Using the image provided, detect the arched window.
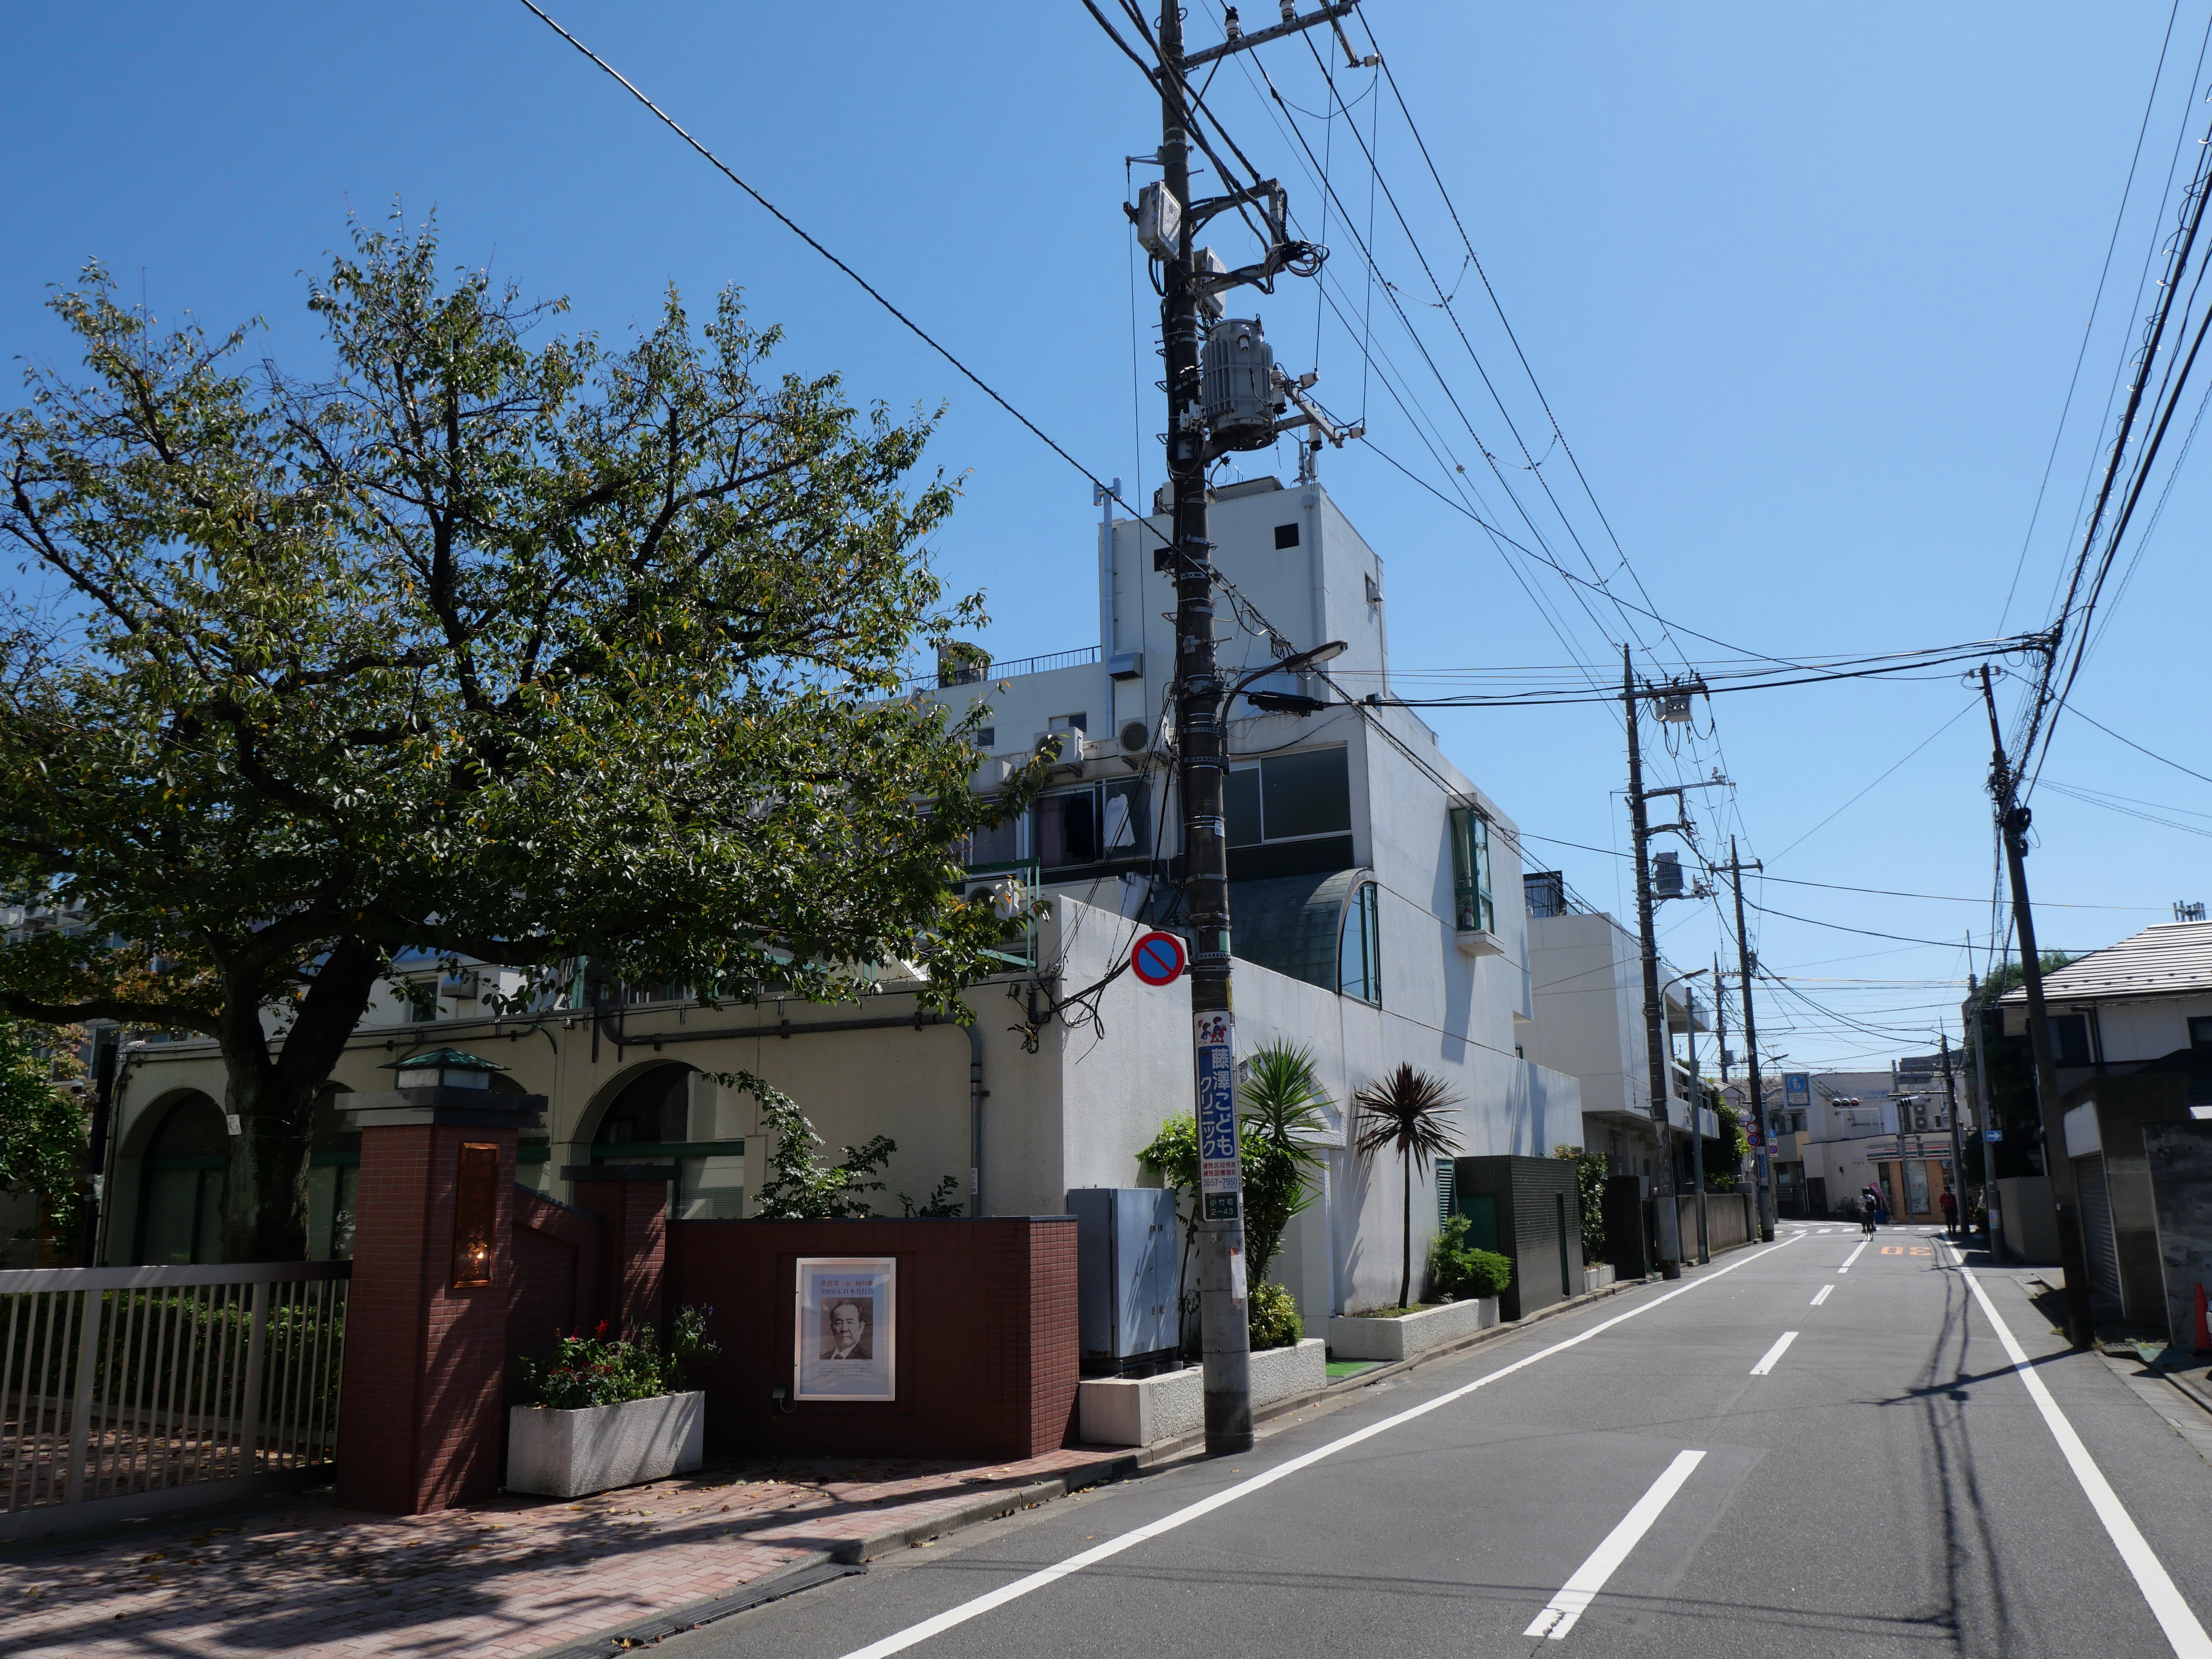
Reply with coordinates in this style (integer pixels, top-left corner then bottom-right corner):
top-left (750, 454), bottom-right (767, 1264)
top-left (590, 1063), bottom-right (746, 1219)
top-left (138, 1094), bottom-right (226, 1265)
top-left (1339, 880), bottom-right (1381, 1006)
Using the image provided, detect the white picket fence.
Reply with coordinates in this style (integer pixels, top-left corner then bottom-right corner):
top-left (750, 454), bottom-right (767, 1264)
top-left (0, 1260), bottom-right (349, 1537)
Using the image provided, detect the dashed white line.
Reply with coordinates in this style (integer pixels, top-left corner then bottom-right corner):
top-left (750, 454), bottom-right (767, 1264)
top-left (1838, 1240), bottom-right (1869, 1273)
top-left (828, 1235), bottom-right (1802, 1659)
top-left (1523, 1450), bottom-right (1707, 1640)
top-left (1749, 1331), bottom-right (1800, 1375)
top-left (1942, 1240), bottom-right (2212, 1656)
top-left (1810, 1284), bottom-right (1834, 1306)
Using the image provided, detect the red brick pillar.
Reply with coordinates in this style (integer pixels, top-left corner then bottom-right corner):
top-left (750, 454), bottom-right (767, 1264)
top-left (336, 1088), bottom-right (546, 1514)
top-left (564, 1165), bottom-right (669, 1339)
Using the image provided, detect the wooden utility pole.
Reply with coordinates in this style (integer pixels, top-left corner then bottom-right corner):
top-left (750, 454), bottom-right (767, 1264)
top-left (1621, 647), bottom-right (1678, 1276)
top-left (1978, 664), bottom-right (2094, 1347)
top-left (1719, 838), bottom-right (1775, 1240)
top-left (1941, 1029), bottom-right (1965, 1241)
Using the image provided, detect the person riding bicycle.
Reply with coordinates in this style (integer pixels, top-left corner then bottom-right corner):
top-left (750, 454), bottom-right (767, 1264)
top-left (1860, 1202), bottom-right (1878, 1237)
top-left (1861, 1182), bottom-right (1886, 1228)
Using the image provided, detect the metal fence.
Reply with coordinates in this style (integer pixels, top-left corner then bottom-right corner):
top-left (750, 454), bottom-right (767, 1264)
top-left (0, 1260), bottom-right (349, 1519)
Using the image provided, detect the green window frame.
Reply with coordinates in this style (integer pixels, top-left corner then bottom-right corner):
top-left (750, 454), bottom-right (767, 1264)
top-left (1449, 806), bottom-right (1494, 934)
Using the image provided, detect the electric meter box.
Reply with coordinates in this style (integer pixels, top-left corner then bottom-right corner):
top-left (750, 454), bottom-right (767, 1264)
top-left (1136, 182), bottom-right (1182, 261)
top-left (1068, 1186), bottom-right (1179, 1375)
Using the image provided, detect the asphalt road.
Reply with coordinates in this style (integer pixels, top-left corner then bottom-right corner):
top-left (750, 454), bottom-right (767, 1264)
top-left (665, 1225), bottom-right (2212, 1658)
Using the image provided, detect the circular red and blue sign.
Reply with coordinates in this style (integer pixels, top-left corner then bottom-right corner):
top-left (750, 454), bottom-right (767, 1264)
top-left (1131, 930), bottom-right (1187, 987)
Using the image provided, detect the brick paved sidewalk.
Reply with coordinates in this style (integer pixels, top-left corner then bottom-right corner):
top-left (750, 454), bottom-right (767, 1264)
top-left (0, 1445), bottom-right (1125, 1659)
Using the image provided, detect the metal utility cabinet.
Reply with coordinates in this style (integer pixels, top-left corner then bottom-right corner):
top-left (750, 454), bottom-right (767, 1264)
top-left (1067, 1187), bottom-right (1179, 1375)
top-left (1451, 1156), bottom-right (1586, 1322)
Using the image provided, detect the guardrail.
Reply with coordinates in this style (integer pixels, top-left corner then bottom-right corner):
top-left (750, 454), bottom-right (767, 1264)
top-left (0, 1260), bottom-right (349, 1527)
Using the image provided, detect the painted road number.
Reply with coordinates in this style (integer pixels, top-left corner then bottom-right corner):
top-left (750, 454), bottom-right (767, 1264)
top-left (1882, 1246), bottom-right (1905, 1255)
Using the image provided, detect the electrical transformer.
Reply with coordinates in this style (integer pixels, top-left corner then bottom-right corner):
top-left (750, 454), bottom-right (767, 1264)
top-left (1201, 317), bottom-right (1284, 452)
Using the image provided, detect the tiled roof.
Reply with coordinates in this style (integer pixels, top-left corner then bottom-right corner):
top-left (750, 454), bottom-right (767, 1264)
top-left (1997, 920), bottom-right (2212, 1003)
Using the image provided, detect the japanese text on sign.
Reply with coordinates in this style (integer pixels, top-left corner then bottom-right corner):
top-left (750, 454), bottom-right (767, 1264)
top-left (1194, 1010), bottom-right (1241, 1221)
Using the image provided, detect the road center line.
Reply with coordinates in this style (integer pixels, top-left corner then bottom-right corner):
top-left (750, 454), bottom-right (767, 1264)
top-left (830, 1235), bottom-right (1802, 1659)
top-left (1838, 1240), bottom-right (1869, 1273)
top-left (1810, 1284), bottom-right (1834, 1306)
top-left (1522, 1450), bottom-right (1706, 1640)
top-left (1749, 1331), bottom-right (1799, 1375)
top-left (1945, 1242), bottom-right (2212, 1657)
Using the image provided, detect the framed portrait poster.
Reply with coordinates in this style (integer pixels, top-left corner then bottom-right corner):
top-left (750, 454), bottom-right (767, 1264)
top-left (794, 1257), bottom-right (896, 1402)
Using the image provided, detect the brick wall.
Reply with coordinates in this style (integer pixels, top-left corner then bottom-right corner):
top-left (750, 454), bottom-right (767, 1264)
top-left (336, 1124), bottom-right (517, 1514)
top-left (667, 1217), bottom-right (1080, 1460)
top-left (509, 1186), bottom-right (602, 1370)
top-left (570, 1174), bottom-right (667, 1338)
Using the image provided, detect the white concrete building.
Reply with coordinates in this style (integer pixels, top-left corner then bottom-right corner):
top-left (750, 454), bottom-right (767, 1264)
top-left (92, 476), bottom-right (1583, 1323)
top-left (1521, 882), bottom-right (1712, 1182)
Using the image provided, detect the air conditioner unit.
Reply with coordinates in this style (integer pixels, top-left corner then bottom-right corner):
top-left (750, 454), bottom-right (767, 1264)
top-left (1119, 719), bottom-right (1152, 755)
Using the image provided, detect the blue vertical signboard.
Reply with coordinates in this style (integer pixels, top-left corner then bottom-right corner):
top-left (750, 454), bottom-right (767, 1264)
top-left (1194, 1011), bottom-right (1241, 1221)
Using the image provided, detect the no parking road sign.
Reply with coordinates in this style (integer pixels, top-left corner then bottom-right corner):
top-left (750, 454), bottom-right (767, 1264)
top-left (1131, 930), bottom-right (1187, 987)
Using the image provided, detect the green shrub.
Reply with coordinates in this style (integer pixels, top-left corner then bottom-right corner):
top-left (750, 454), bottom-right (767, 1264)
top-left (1428, 1214), bottom-right (1513, 1301)
top-left (1247, 1281), bottom-right (1304, 1350)
top-left (1554, 1145), bottom-right (1608, 1261)
top-left (519, 1304), bottom-right (721, 1410)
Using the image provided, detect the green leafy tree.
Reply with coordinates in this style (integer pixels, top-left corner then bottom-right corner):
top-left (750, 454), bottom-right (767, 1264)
top-left (746, 1074), bottom-right (896, 1220)
top-left (0, 218), bottom-right (1036, 1260)
top-left (1353, 1064), bottom-right (1461, 1311)
top-left (1137, 1112), bottom-right (1203, 1351)
top-left (0, 1021), bottom-right (87, 1246)
top-left (1237, 1041), bottom-right (1330, 1286)
top-left (1702, 1088), bottom-right (1749, 1189)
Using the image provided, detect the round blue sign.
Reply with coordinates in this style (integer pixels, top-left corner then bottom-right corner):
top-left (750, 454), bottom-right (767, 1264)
top-left (1131, 930), bottom-right (1187, 987)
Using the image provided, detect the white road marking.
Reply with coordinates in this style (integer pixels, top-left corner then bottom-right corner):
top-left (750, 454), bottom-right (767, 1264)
top-left (1838, 1240), bottom-right (1869, 1273)
top-left (1523, 1450), bottom-right (1707, 1639)
top-left (1810, 1284), bottom-right (1834, 1306)
top-left (829, 1237), bottom-right (1801, 1659)
top-left (1943, 1240), bottom-right (2212, 1657)
top-left (1749, 1331), bottom-right (1800, 1375)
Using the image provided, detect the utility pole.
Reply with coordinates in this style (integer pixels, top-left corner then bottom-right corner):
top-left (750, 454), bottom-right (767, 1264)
top-left (1619, 648), bottom-right (1721, 1276)
top-left (1139, 0), bottom-right (1348, 1457)
top-left (1978, 664), bottom-right (2094, 1347)
top-left (1940, 1028), bottom-right (1965, 1243)
top-left (1968, 961), bottom-right (2005, 1260)
top-left (1621, 646), bottom-right (1676, 1277)
top-left (1718, 838), bottom-right (1774, 1240)
top-left (1683, 977), bottom-right (1708, 1265)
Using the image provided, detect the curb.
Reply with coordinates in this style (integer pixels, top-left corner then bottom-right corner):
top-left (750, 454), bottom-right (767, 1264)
top-left (827, 1452), bottom-right (1143, 1561)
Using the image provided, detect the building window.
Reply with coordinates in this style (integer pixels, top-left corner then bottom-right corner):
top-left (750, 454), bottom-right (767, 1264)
top-left (960, 810), bottom-right (1030, 868)
top-left (974, 726), bottom-right (995, 748)
top-left (403, 980), bottom-right (439, 1022)
top-left (1339, 879), bottom-right (1381, 1004)
top-left (2190, 1015), bottom-right (2212, 1049)
top-left (1226, 747), bottom-right (1352, 848)
top-left (2047, 1014), bottom-right (2091, 1066)
top-left (1274, 522), bottom-right (1300, 549)
top-left (1036, 778), bottom-right (1149, 869)
top-left (591, 1062), bottom-right (746, 1220)
top-left (1790, 1110), bottom-right (1807, 1133)
top-left (137, 1094), bottom-right (228, 1265)
top-left (1449, 806), bottom-right (1494, 934)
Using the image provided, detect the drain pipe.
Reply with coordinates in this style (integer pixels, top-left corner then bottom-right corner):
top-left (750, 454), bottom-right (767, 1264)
top-left (590, 1005), bottom-right (991, 1219)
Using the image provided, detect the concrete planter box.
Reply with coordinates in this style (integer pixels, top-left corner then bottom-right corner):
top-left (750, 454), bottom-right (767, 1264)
top-left (1325, 1297), bottom-right (1499, 1363)
top-left (1078, 1338), bottom-right (1325, 1447)
top-left (506, 1391), bottom-right (704, 1499)
top-left (1582, 1263), bottom-right (1616, 1294)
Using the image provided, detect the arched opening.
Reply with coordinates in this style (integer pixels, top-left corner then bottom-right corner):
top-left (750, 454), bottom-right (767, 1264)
top-left (136, 1092), bottom-right (226, 1265)
top-left (1338, 878), bottom-right (1381, 1006)
top-left (589, 1062), bottom-right (745, 1219)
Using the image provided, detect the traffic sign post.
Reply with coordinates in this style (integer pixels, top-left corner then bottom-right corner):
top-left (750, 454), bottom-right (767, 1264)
top-left (1131, 930), bottom-right (1187, 987)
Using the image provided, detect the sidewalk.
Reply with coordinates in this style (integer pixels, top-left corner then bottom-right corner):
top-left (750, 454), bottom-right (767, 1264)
top-left (0, 1445), bottom-right (1126, 1659)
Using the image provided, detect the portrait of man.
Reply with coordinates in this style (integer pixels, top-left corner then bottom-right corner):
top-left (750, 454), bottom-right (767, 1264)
top-left (795, 1257), bottom-right (896, 1400)
top-left (821, 1298), bottom-right (873, 1360)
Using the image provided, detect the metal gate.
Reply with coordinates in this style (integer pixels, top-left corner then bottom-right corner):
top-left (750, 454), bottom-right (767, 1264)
top-left (2073, 1155), bottom-right (2123, 1316)
top-left (0, 1260), bottom-right (348, 1538)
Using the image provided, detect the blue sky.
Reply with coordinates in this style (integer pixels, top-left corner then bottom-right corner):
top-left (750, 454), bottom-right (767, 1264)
top-left (5, 2), bottom-right (2206, 1071)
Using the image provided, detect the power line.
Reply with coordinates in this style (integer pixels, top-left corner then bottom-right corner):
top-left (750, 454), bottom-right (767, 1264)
top-left (2068, 704), bottom-right (2212, 785)
top-left (1999, 0), bottom-right (2186, 631)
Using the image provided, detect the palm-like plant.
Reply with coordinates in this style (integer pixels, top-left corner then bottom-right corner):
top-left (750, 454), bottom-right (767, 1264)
top-left (1353, 1064), bottom-right (1463, 1310)
top-left (1238, 1041), bottom-right (1332, 1285)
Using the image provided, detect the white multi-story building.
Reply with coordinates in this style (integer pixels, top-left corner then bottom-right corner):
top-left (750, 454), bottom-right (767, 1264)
top-left (1521, 879), bottom-right (1713, 1183)
top-left (93, 475), bottom-right (1584, 1323)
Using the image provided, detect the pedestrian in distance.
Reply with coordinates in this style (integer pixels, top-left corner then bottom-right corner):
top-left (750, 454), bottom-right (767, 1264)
top-left (1862, 1182), bottom-right (1887, 1227)
top-left (1940, 1187), bottom-right (1958, 1240)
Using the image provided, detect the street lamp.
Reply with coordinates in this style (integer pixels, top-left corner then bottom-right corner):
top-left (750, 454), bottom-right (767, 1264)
top-left (1661, 966), bottom-right (1710, 1270)
top-left (1235, 640), bottom-right (1347, 714)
